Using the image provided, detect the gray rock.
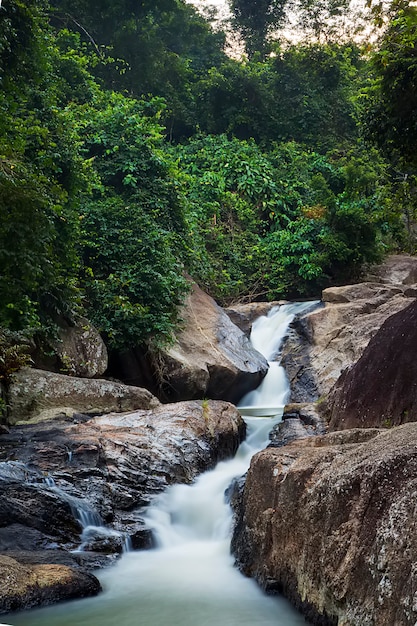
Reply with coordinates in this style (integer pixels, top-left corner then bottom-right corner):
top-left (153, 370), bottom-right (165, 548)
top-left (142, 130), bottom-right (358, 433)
top-left (155, 282), bottom-right (269, 403)
top-left (7, 368), bottom-right (160, 424)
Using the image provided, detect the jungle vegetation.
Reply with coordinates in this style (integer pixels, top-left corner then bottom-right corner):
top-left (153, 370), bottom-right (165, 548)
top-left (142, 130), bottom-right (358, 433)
top-left (0, 0), bottom-right (416, 350)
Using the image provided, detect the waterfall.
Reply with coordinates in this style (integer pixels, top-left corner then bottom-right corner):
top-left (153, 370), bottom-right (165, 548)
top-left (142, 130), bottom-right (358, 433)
top-left (238, 301), bottom-right (318, 416)
top-left (10, 303), bottom-right (313, 626)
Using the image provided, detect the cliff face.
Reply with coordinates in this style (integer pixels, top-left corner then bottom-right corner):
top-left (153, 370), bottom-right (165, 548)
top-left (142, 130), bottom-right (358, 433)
top-left (325, 299), bottom-right (417, 430)
top-left (232, 425), bottom-right (417, 626)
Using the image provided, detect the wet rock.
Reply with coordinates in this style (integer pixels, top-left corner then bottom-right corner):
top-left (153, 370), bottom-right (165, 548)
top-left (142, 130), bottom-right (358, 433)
top-left (0, 400), bottom-right (245, 553)
top-left (7, 368), bottom-right (160, 425)
top-left (268, 418), bottom-right (311, 447)
top-left (0, 554), bottom-right (100, 614)
top-left (325, 299), bottom-right (417, 430)
top-left (155, 282), bottom-right (269, 403)
top-left (268, 404), bottom-right (326, 448)
top-left (281, 313), bottom-right (321, 403)
top-left (0, 549), bottom-right (113, 570)
top-left (232, 423), bottom-right (417, 625)
top-left (79, 527), bottom-right (125, 554)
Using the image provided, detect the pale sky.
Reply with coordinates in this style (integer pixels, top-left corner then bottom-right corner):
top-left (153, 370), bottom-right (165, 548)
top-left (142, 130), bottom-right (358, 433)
top-left (187, 0), bottom-right (373, 51)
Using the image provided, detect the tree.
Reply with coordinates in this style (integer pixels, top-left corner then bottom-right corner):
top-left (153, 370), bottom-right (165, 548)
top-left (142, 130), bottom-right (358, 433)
top-left (363, 1), bottom-right (417, 168)
top-left (361, 0), bottom-right (417, 250)
top-left (50, 0), bottom-right (227, 139)
top-left (228, 0), bottom-right (288, 59)
top-left (0, 0), bottom-right (84, 330)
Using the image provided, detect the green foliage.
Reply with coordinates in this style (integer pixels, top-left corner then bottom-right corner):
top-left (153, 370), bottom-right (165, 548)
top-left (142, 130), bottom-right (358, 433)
top-left (363, 1), bottom-right (417, 168)
top-left (195, 44), bottom-right (362, 151)
top-left (50, 0), bottom-right (227, 139)
top-left (360, 1), bottom-right (417, 250)
top-left (70, 90), bottom-right (186, 232)
top-left (229, 0), bottom-right (288, 59)
top-left (0, 0), bottom-right (412, 358)
top-left (79, 197), bottom-right (188, 350)
top-left (173, 136), bottom-right (389, 302)
top-left (0, 0), bottom-right (85, 331)
top-left (0, 331), bottom-right (32, 386)
top-left (71, 90), bottom-right (190, 348)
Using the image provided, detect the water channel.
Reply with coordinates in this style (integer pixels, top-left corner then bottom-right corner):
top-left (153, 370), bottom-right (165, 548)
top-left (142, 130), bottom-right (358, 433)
top-left (9, 302), bottom-right (313, 626)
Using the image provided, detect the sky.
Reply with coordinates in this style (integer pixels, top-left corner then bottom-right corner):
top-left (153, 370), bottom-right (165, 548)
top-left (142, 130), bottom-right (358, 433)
top-left (186, 0), bottom-right (374, 51)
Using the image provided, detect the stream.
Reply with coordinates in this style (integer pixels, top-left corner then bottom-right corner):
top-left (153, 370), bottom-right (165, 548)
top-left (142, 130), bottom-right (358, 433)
top-left (9, 302), bottom-right (313, 626)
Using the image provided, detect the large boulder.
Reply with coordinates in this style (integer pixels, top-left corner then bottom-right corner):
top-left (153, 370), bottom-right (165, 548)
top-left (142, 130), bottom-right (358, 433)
top-left (154, 282), bottom-right (269, 403)
top-left (281, 257), bottom-right (417, 402)
top-left (33, 316), bottom-right (108, 378)
top-left (232, 424), bottom-right (417, 626)
top-left (324, 299), bottom-right (417, 430)
top-left (7, 368), bottom-right (160, 424)
top-left (0, 554), bottom-right (100, 614)
top-left (365, 253), bottom-right (417, 285)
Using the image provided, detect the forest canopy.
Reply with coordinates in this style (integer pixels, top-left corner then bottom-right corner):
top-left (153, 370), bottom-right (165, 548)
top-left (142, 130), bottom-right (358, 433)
top-left (0, 0), bottom-right (416, 351)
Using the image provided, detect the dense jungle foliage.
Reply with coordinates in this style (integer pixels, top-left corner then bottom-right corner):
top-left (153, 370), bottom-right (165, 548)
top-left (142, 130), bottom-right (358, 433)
top-left (0, 0), bottom-right (416, 351)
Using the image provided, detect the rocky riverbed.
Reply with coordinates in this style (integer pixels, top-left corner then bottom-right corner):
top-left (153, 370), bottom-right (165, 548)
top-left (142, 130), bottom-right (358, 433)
top-left (0, 399), bottom-right (245, 614)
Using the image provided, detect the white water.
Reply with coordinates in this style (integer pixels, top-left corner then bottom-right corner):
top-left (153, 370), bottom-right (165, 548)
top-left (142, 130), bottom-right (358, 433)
top-left (239, 301), bottom-right (318, 415)
top-left (10, 303), bottom-right (313, 626)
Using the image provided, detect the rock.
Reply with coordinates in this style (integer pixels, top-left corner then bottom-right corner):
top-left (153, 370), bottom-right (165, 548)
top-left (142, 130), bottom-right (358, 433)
top-left (225, 301), bottom-right (286, 335)
top-left (0, 554), bottom-right (100, 614)
top-left (0, 481), bottom-right (81, 546)
top-left (280, 313), bottom-right (322, 403)
top-left (281, 269), bottom-right (416, 401)
top-left (7, 368), bottom-right (160, 424)
top-left (364, 253), bottom-right (417, 285)
top-left (324, 299), bottom-right (417, 430)
top-left (155, 282), bottom-right (269, 403)
top-left (269, 418), bottom-right (312, 447)
top-left (269, 403), bottom-right (326, 448)
top-left (33, 316), bottom-right (108, 378)
top-left (322, 282), bottom-right (403, 304)
top-left (0, 400), bottom-right (245, 553)
top-left (232, 423), bottom-right (417, 626)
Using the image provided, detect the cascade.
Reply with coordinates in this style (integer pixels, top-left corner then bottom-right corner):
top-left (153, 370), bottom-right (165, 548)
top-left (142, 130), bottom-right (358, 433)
top-left (238, 300), bottom-right (317, 416)
top-left (10, 302), bottom-right (313, 626)
top-left (0, 460), bottom-right (131, 554)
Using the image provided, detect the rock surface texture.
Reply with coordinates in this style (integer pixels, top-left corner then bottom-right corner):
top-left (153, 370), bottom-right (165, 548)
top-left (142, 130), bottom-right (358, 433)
top-left (325, 299), bottom-right (417, 430)
top-left (0, 399), bottom-right (244, 613)
top-left (33, 316), bottom-right (108, 378)
top-left (0, 400), bottom-right (244, 551)
top-left (8, 368), bottom-right (160, 424)
top-left (232, 424), bottom-right (417, 626)
top-left (155, 282), bottom-right (269, 402)
top-left (0, 554), bottom-right (101, 614)
top-left (225, 301), bottom-right (286, 335)
top-left (281, 255), bottom-right (417, 402)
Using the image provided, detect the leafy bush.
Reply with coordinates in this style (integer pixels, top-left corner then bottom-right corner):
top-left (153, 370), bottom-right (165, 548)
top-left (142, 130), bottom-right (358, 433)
top-left (79, 197), bottom-right (188, 349)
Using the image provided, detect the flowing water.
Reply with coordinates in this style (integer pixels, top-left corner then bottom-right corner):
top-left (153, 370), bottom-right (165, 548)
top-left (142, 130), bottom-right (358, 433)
top-left (10, 302), bottom-right (314, 626)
